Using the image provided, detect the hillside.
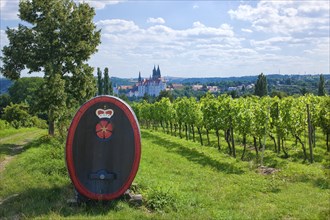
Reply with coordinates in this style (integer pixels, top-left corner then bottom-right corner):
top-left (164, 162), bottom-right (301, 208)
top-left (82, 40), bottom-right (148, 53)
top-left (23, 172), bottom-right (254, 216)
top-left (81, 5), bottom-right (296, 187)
top-left (114, 74), bottom-right (330, 97)
top-left (1, 74), bottom-right (329, 96)
top-left (0, 128), bottom-right (329, 219)
top-left (0, 78), bottom-right (12, 94)
top-left (166, 74), bottom-right (330, 84)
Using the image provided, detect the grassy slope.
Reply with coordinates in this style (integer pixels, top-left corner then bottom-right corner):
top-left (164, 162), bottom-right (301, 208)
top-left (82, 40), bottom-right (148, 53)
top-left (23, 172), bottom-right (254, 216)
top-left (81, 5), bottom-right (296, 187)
top-left (0, 127), bottom-right (46, 163)
top-left (0, 128), bottom-right (329, 219)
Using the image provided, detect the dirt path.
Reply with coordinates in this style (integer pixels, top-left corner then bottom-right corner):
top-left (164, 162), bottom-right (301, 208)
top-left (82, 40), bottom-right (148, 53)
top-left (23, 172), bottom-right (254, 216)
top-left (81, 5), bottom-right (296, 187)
top-left (0, 145), bottom-right (25, 173)
top-left (0, 156), bottom-right (14, 173)
top-left (0, 129), bottom-right (45, 173)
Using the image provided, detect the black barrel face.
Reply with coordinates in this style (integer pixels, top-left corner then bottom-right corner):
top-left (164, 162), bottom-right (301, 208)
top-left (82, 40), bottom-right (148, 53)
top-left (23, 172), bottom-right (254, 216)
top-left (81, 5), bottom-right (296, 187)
top-left (66, 96), bottom-right (141, 200)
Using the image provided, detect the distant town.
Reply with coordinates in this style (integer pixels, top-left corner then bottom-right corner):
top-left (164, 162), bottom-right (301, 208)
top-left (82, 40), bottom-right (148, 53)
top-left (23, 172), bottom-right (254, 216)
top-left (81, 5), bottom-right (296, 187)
top-left (112, 65), bottom-right (257, 98)
top-left (107, 68), bottom-right (330, 100)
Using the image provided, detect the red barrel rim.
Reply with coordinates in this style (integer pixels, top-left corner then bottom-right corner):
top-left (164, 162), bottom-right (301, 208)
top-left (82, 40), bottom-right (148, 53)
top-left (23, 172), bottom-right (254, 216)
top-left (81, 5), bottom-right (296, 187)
top-left (65, 95), bottom-right (141, 200)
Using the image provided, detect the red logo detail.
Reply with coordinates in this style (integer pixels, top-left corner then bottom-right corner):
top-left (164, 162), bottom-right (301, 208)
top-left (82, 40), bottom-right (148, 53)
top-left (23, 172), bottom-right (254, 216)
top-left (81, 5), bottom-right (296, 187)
top-left (95, 120), bottom-right (113, 139)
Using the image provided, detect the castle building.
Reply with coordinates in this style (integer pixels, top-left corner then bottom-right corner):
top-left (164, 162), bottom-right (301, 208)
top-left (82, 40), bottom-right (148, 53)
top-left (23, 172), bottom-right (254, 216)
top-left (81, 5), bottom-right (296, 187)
top-left (137, 65), bottom-right (166, 97)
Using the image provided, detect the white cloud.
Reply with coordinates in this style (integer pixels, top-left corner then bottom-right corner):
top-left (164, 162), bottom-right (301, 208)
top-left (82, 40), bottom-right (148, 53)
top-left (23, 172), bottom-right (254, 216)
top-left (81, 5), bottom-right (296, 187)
top-left (298, 1), bottom-right (330, 14)
top-left (97, 19), bottom-right (235, 43)
top-left (147, 17), bottom-right (166, 24)
top-left (0, 30), bottom-right (8, 44)
top-left (228, 1), bottom-right (329, 35)
top-left (94, 19), bottom-right (247, 76)
top-left (193, 4), bottom-right (199, 9)
top-left (249, 35), bottom-right (329, 56)
top-left (226, 0), bottom-right (329, 76)
top-left (76, 0), bottom-right (123, 9)
top-left (0, 0), bottom-right (19, 20)
top-left (97, 19), bottom-right (139, 33)
top-left (0, 30), bottom-right (9, 57)
top-left (302, 37), bottom-right (330, 56)
top-left (95, 18), bottom-right (326, 77)
top-left (182, 22), bottom-right (234, 38)
top-left (1, 1), bottom-right (328, 77)
top-left (192, 21), bottom-right (204, 28)
top-left (0, 0), bottom-right (6, 9)
top-left (241, 28), bottom-right (253, 33)
top-left (250, 37), bottom-right (293, 47)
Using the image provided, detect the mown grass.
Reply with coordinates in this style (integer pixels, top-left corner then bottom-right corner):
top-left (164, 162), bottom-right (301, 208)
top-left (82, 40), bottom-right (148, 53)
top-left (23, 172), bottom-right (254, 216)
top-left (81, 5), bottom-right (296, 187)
top-left (0, 128), bottom-right (329, 219)
top-left (0, 127), bottom-right (46, 162)
top-left (0, 127), bottom-right (44, 140)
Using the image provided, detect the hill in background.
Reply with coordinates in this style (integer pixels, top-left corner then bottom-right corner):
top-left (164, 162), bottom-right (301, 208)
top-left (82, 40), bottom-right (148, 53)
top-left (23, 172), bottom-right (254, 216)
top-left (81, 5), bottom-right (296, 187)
top-left (1, 74), bottom-right (329, 96)
top-left (0, 78), bottom-right (12, 94)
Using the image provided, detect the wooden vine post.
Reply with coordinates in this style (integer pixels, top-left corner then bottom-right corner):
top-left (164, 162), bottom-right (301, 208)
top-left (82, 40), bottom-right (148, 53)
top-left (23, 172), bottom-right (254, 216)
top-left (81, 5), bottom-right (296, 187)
top-left (307, 104), bottom-right (314, 163)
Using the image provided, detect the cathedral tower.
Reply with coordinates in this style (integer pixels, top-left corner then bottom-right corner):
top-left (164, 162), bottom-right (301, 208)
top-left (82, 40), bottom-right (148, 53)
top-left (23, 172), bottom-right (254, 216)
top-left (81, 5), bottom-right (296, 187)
top-left (152, 65), bottom-right (157, 80)
top-left (138, 71), bottom-right (142, 83)
top-left (156, 65), bottom-right (161, 79)
top-left (152, 65), bottom-right (161, 80)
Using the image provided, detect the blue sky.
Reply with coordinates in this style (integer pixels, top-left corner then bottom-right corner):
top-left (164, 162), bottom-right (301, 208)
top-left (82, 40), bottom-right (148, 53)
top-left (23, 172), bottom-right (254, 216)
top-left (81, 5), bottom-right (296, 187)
top-left (1, 0), bottom-right (329, 78)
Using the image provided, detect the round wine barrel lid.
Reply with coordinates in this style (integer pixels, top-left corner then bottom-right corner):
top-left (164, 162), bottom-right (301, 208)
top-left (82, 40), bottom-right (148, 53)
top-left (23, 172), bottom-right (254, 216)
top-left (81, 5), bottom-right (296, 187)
top-left (66, 96), bottom-right (141, 200)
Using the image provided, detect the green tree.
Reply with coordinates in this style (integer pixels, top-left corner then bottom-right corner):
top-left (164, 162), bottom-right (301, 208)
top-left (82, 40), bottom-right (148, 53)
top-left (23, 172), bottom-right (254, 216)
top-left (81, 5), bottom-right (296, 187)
top-left (97, 67), bottom-right (103, 95)
top-left (157, 98), bottom-right (173, 133)
top-left (109, 77), bottom-right (113, 96)
top-left (300, 87), bottom-right (309, 95)
top-left (218, 95), bottom-right (238, 157)
top-left (288, 97), bottom-right (308, 161)
top-left (270, 91), bottom-right (288, 98)
top-left (236, 97), bottom-right (254, 160)
top-left (318, 97), bottom-right (330, 151)
top-left (269, 97), bottom-right (281, 153)
top-left (139, 100), bottom-right (152, 129)
top-left (173, 98), bottom-right (184, 138)
top-left (250, 97), bottom-right (272, 159)
top-left (318, 74), bottom-right (326, 96)
top-left (119, 94), bottom-right (129, 103)
top-left (2, 102), bottom-right (30, 128)
top-left (156, 90), bottom-right (173, 102)
top-left (104, 67), bottom-right (110, 95)
top-left (37, 74), bottom-right (67, 135)
top-left (2, 102), bottom-right (47, 129)
top-left (0, 0), bottom-right (100, 135)
top-left (194, 101), bottom-right (204, 145)
top-left (0, 94), bottom-right (11, 116)
top-left (102, 67), bottom-right (113, 95)
top-left (255, 73), bottom-right (268, 97)
top-left (200, 93), bottom-right (216, 146)
top-left (143, 93), bottom-right (153, 103)
top-left (174, 97), bottom-right (200, 141)
top-left (8, 77), bottom-right (44, 112)
top-left (228, 90), bottom-right (239, 98)
top-left (275, 97), bottom-right (291, 157)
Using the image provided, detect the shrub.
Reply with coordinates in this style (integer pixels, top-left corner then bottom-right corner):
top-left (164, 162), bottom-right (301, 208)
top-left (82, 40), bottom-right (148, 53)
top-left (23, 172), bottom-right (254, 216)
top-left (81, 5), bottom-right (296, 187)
top-left (0, 119), bottom-right (12, 129)
top-left (56, 107), bottom-right (76, 140)
top-left (2, 103), bottom-right (47, 129)
top-left (29, 116), bottom-right (48, 129)
top-left (2, 102), bottom-right (30, 125)
top-left (145, 188), bottom-right (178, 213)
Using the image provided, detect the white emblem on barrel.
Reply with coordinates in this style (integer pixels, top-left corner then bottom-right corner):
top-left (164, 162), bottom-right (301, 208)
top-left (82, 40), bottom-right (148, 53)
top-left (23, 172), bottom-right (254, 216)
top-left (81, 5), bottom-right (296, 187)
top-left (96, 109), bottom-right (114, 119)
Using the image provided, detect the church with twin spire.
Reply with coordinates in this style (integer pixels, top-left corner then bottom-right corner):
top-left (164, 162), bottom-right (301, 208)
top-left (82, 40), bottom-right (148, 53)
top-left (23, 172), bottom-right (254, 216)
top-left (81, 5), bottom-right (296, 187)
top-left (137, 65), bottom-right (166, 97)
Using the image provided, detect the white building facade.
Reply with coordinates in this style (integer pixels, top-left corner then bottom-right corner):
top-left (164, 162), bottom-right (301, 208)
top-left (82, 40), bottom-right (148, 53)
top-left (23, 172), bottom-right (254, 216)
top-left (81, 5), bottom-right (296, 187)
top-left (137, 66), bottom-right (166, 97)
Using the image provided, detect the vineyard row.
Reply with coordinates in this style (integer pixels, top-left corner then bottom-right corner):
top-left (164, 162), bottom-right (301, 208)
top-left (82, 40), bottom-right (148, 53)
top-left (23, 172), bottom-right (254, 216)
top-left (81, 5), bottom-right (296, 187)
top-left (132, 94), bottom-right (330, 163)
